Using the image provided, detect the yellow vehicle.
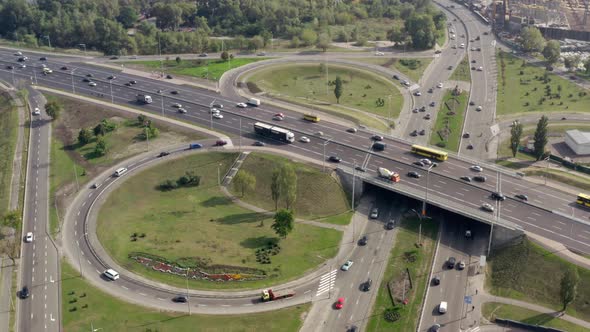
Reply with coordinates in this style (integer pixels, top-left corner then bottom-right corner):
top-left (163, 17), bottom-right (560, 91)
top-left (303, 114), bottom-right (320, 122)
top-left (576, 193), bottom-right (590, 207)
top-left (411, 145), bottom-right (448, 161)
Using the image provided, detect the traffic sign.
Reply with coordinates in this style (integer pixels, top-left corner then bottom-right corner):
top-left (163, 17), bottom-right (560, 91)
top-left (464, 296), bottom-right (472, 304)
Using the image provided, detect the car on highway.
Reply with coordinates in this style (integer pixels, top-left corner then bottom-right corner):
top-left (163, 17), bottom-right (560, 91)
top-left (355, 166), bottom-right (366, 172)
top-left (86, 73), bottom-right (93, 77)
top-left (491, 192), bottom-right (506, 201)
top-left (212, 103), bottom-right (223, 109)
top-left (107, 75), bottom-right (116, 80)
top-left (447, 257), bottom-right (456, 269)
top-left (14, 51), bottom-right (22, 56)
top-left (198, 53), bottom-right (208, 57)
top-left (170, 90), bottom-right (179, 95)
top-left (437, 82), bottom-right (443, 88)
top-left (91, 182), bottom-right (102, 189)
top-left (32, 107), bottom-right (41, 116)
top-left (215, 140), bottom-right (228, 146)
top-left (253, 141), bottom-right (265, 146)
top-left (316, 131), bottom-right (324, 136)
top-left (257, 52), bottom-right (267, 56)
top-left (412, 108), bottom-right (418, 113)
top-left (431, 324), bottom-right (441, 332)
top-left (371, 135), bottom-right (384, 141)
top-left (410, 130), bottom-right (418, 136)
top-left (463, 132), bottom-right (470, 138)
top-left (166, 74), bottom-right (173, 79)
top-left (178, 108), bottom-right (187, 114)
top-left (172, 295), bottom-right (188, 303)
top-left (61, 66), bottom-right (69, 70)
top-left (39, 56), bottom-right (47, 61)
top-left (470, 165), bottom-right (483, 172)
top-left (158, 151), bottom-right (170, 157)
top-left (124, 82), bottom-right (132, 86)
top-left (172, 103), bottom-right (182, 108)
top-left (88, 81), bottom-right (97, 87)
top-left (420, 158), bottom-right (432, 165)
top-left (481, 203), bottom-right (495, 212)
top-left (476, 105), bottom-right (483, 111)
top-left (236, 102), bottom-right (248, 108)
top-left (432, 276), bottom-right (440, 286)
top-left (414, 91), bottom-right (422, 96)
top-left (477, 47), bottom-right (481, 51)
top-left (375, 51), bottom-right (384, 56)
top-left (459, 43), bottom-right (465, 48)
top-left (25, 232), bottom-right (33, 243)
top-left (347, 326), bottom-right (358, 332)
top-left (515, 194), bottom-right (528, 201)
top-left (419, 129), bottom-right (426, 136)
top-left (477, 66), bottom-right (483, 71)
top-left (429, 101), bottom-right (435, 107)
top-left (460, 176), bottom-right (472, 182)
top-left (359, 235), bottom-right (368, 246)
top-left (335, 297), bottom-right (345, 309)
top-left (458, 261), bottom-right (466, 270)
top-left (210, 108), bottom-right (220, 114)
top-left (109, 56), bottom-right (119, 60)
top-left (469, 100), bottom-right (475, 106)
top-left (414, 161), bottom-right (425, 167)
top-left (103, 269), bottom-right (120, 281)
top-left (370, 208), bottom-right (379, 219)
top-left (328, 156), bottom-right (341, 163)
top-left (386, 220), bottom-right (395, 230)
top-left (362, 278), bottom-right (372, 291)
top-left (471, 59), bottom-right (477, 63)
top-left (19, 64), bottom-right (26, 68)
top-left (448, 65), bottom-right (453, 70)
top-left (213, 113), bottom-right (224, 119)
top-left (272, 115), bottom-right (283, 121)
top-left (129, 80), bottom-right (137, 84)
top-left (300, 136), bottom-right (310, 143)
top-left (19, 286), bottom-right (29, 299)
top-left (274, 113), bottom-right (285, 118)
top-left (474, 175), bottom-right (486, 182)
top-left (83, 77), bottom-right (91, 83)
top-left (6, 65), bottom-right (13, 69)
top-left (465, 230), bottom-right (472, 238)
top-left (428, 88), bottom-right (433, 93)
top-left (434, 49), bottom-right (442, 54)
top-left (407, 171), bottom-right (421, 178)
top-left (392, 74), bottom-right (399, 80)
top-left (341, 260), bottom-right (354, 271)
top-left (419, 106), bottom-right (426, 112)
top-left (347, 127), bottom-right (357, 133)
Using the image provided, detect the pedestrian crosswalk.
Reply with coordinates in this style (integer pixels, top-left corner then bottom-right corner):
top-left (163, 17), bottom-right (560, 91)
top-left (316, 269), bottom-right (337, 297)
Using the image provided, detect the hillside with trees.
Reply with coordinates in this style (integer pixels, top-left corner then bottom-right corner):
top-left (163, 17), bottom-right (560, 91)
top-left (0, 0), bottom-right (445, 55)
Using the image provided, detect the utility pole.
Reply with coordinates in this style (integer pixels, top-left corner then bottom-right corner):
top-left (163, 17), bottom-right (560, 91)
top-left (185, 268), bottom-right (191, 315)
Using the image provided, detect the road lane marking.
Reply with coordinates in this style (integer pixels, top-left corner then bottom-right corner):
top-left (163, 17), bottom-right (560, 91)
top-left (121, 286), bottom-right (129, 290)
top-left (139, 292), bottom-right (147, 296)
top-left (553, 225), bottom-right (563, 231)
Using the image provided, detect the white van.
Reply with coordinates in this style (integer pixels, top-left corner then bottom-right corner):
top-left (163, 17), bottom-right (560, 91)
top-left (103, 269), bottom-right (120, 281)
top-left (114, 167), bottom-right (128, 177)
top-left (438, 301), bottom-right (448, 314)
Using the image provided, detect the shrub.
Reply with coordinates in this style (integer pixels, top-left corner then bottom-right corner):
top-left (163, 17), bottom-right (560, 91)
top-left (159, 179), bottom-right (178, 191)
top-left (384, 307), bottom-right (401, 322)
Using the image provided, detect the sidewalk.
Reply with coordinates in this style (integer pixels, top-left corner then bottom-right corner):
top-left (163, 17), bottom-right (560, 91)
top-left (0, 257), bottom-right (13, 332)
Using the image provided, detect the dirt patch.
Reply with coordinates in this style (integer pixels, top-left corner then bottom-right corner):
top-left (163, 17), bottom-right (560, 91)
top-left (382, 58), bottom-right (397, 68)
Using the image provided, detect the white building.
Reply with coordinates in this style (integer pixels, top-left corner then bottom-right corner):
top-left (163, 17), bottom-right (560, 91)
top-left (565, 129), bottom-right (590, 155)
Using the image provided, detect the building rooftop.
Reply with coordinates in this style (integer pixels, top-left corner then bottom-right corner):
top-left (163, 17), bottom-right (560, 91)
top-left (567, 129), bottom-right (590, 145)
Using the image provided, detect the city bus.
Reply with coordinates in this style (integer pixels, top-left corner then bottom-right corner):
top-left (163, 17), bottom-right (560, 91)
top-left (303, 114), bottom-right (320, 122)
top-left (410, 145), bottom-right (448, 161)
top-left (576, 193), bottom-right (590, 207)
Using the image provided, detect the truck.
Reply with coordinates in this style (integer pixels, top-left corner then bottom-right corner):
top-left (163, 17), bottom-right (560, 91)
top-left (136, 94), bottom-right (153, 104)
top-left (247, 98), bottom-right (261, 106)
top-left (261, 289), bottom-right (295, 302)
top-left (254, 122), bottom-right (295, 143)
top-left (378, 167), bottom-right (400, 183)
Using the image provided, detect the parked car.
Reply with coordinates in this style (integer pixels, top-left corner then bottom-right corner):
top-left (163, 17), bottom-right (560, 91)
top-left (335, 297), bottom-right (345, 309)
top-left (432, 276), bottom-right (440, 286)
top-left (19, 286), bottom-right (29, 299)
top-left (447, 257), bottom-right (456, 269)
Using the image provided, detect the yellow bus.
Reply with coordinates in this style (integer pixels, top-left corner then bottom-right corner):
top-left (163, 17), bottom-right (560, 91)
top-left (576, 193), bottom-right (590, 207)
top-left (303, 114), bottom-right (320, 122)
top-left (411, 145), bottom-right (448, 161)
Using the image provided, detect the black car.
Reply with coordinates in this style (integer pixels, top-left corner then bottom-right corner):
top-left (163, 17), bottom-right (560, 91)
top-left (371, 135), bottom-right (384, 141)
top-left (491, 192), bottom-right (506, 201)
top-left (158, 151), bottom-right (170, 158)
top-left (6, 65), bottom-right (13, 70)
top-left (166, 74), bottom-right (173, 79)
top-left (86, 73), bottom-right (93, 77)
top-left (359, 235), bottom-right (368, 246)
top-left (469, 100), bottom-right (475, 106)
top-left (410, 130), bottom-right (418, 137)
top-left (419, 129), bottom-right (426, 136)
top-left (355, 166), bottom-right (366, 172)
top-left (372, 142), bottom-right (386, 151)
top-left (107, 75), bottom-right (116, 80)
top-left (328, 156), bottom-right (341, 163)
top-left (386, 221), bottom-right (395, 230)
top-left (348, 326), bottom-right (359, 332)
top-left (129, 80), bottom-right (137, 84)
top-left (39, 57), bottom-right (47, 61)
top-left (407, 171), bottom-right (421, 178)
top-left (124, 82), bottom-right (132, 86)
top-left (473, 175), bottom-right (486, 182)
top-left (61, 66), bottom-right (68, 70)
top-left (362, 278), bottom-right (372, 291)
top-left (515, 194), bottom-right (528, 201)
top-left (19, 286), bottom-right (29, 299)
top-left (83, 78), bottom-right (91, 82)
top-left (419, 106), bottom-right (426, 112)
top-left (110, 56), bottom-right (119, 60)
top-left (172, 295), bottom-right (188, 303)
top-left (463, 133), bottom-right (470, 138)
top-left (447, 257), bottom-right (456, 269)
top-left (253, 141), bottom-right (265, 146)
top-left (392, 74), bottom-right (399, 80)
top-left (429, 101), bottom-right (435, 107)
top-left (432, 276), bottom-right (440, 285)
top-left (171, 90), bottom-right (179, 95)
top-left (460, 176), bottom-right (472, 182)
top-left (199, 53), bottom-right (208, 57)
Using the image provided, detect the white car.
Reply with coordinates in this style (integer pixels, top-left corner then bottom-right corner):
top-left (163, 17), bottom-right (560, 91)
top-left (172, 103), bottom-right (182, 108)
top-left (19, 64), bottom-right (26, 68)
top-left (477, 66), bottom-right (483, 71)
top-left (14, 51), bottom-right (22, 56)
top-left (236, 102), bottom-right (248, 108)
top-left (476, 105), bottom-right (483, 111)
top-left (25, 232), bottom-right (33, 243)
top-left (459, 43), bottom-right (465, 49)
top-left (300, 136), bottom-right (310, 143)
top-left (470, 165), bottom-right (483, 172)
top-left (420, 158), bottom-right (432, 165)
top-left (375, 51), bottom-right (385, 56)
top-left (213, 113), bottom-right (223, 119)
top-left (32, 108), bottom-right (41, 116)
top-left (341, 260), bottom-right (354, 271)
top-left (103, 269), bottom-right (120, 281)
top-left (481, 203), bottom-right (494, 212)
top-left (210, 108), bottom-right (220, 114)
top-left (437, 82), bottom-right (443, 88)
top-left (178, 108), bottom-right (187, 114)
top-left (88, 82), bottom-right (97, 87)
top-left (414, 91), bottom-right (422, 96)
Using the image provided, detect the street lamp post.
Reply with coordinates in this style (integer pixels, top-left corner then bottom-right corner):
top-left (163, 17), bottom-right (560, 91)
top-left (322, 137), bottom-right (333, 172)
top-left (109, 80), bottom-right (114, 103)
top-left (78, 43), bottom-right (87, 56)
top-left (210, 99), bottom-right (216, 129)
top-left (77, 233), bottom-right (88, 277)
top-left (71, 68), bottom-right (77, 94)
top-left (160, 90), bottom-right (165, 117)
top-left (388, 94), bottom-right (392, 127)
top-left (185, 268), bottom-right (191, 315)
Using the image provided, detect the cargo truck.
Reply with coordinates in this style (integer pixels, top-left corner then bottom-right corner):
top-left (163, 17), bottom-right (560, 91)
top-left (247, 98), bottom-right (261, 106)
top-left (254, 122), bottom-right (295, 143)
top-left (378, 167), bottom-right (400, 182)
top-left (136, 94), bottom-right (153, 104)
top-left (261, 289), bottom-right (295, 302)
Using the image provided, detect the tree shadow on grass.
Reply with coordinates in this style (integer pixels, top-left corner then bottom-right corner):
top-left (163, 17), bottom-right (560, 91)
top-left (519, 312), bottom-right (563, 327)
top-left (215, 212), bottom-right (267, 225)
top-left (240, 236), bottom-right (278, 249)
top-left (200, 196), bottom-right (232, 208)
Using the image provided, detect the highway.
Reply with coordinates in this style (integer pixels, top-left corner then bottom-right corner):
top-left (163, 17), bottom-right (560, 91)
top-left (17, 87), bottom-right (60, 332)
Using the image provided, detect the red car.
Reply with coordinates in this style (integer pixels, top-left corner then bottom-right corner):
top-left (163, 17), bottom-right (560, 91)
top-left (274, 113), bottom-right (285, 118)
top-left (335, 297), bottom-right (345, 309)
top-left (215, 140), bottom-right (227, 146)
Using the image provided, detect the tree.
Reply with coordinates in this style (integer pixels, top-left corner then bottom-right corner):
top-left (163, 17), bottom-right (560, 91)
top-left (585, 58), bottom-right (590, 74)
top-left (233, 171), bottom-right (256, 197)
top-left (279, 164), bottom-right (297, 210)
top-left (316, 32), bottom-right (331, 52)
top-left (44, 101), bottom-right (62, 120)
top-left (271, 209), bottom-right (294, 239)
top-left (542, 40), bottom-right (560, 64)
top-left (94, 122), bottom-right (107, 136)
top-left (270, 168), bottom-right (281, 210)
top-left (137, 114), bottom-right (147, 125)
top-left (78, 128), bottom-right (93, 146)
top-left (404, 14), bottom-right (436, 49)
top-left (564, 55), bottom-right (580, 72)
top-left (300, 29), bottom-right (318, 46)
top-left (248, 35), bottom-right (264, 51)
top-left (560, 266), bottom-right (580, 311)
top-left (334, 76), bottom-right (343, 104)
top-left (0, 236), bottom-right (17, 266)
top-left (94, 136), bottom-right (107, 157)
top-left (152, 3), bottom-right (183, 30)
top-left (220, 51), bottom-right (229, 61)
top-left (520, 26), bottom-right (545, 53)
top-left (387, 25), bottom-right (406, 44)
top-left (533, 115), bottom-right (549, 160)
top-left (2, 211), bottom-right (21, 228)
top-left (175, 56), bottom-right (181, 63)
top-left (117, 6), bottom-right (138, 29)
top-left (290, 36), bottom-right (301, 49)
top-left (509, 121), bottom-right (523, 157)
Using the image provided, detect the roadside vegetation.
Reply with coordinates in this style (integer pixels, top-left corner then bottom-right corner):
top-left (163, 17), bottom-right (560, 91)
top-left (0, 92), bottom-right (18, 215)
top-left (354, 57), bottom-right (433, 82)
top-left (230, 153), bottom-right (350, 221)
top-left (61, 261), bottom-right (309, 332)
top-left (97, 152), bottom-right (342, 290)
top-left (367, 211), bottom-right (439, 331)
top-left (497, 51), bottom-right (590, 117)
top-left (449, 55), bottom-right (471, 82)
top-left (486, 238), bottom-right (590, 321)
top-left (429, 88), bottom-right (468, 152)
top-left (46, 94), bottom-right (202, 234)
top-left (123, 57), bottom-right (268, 81)
top-left (247, 64), bottom-right (401, 130)
top-left (482, 303), bottom-right (589, 332)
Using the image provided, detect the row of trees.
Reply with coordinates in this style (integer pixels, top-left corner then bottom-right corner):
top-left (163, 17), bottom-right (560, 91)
top-left (508, 115), bottom-right (549, 160)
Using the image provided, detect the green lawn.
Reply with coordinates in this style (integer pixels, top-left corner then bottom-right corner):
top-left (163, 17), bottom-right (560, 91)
top-left (497, 50), bottom-right (590, 117)
top-left (429, 89), bottom-right (468, 152)
top-left (482, 302), bottom-right (589, 332)
top-left (524, 168), bottom-right (590, 191)
top-left (0, 92), bottom-right (18, 215)
top-left (97, 152), bottom-right (342, 290)
top-left (247, 63), bottom-right (402, 129)
top-left (486, 238), bottom-right (590, 321)
top-left (353, 58), bottom-right (433, 83)
top-left (123, 58), bottom-right (268, 81)
top-left (367, 216), bottom-right (439, 331)
top-left (449, 55), bottom-right (471, 82)
top-left (317, 211), bottom-right (354, 226)
top-left (61, 261), bottom-right (309, 332)
top-left (230, 153), bottom-right (350, 220)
